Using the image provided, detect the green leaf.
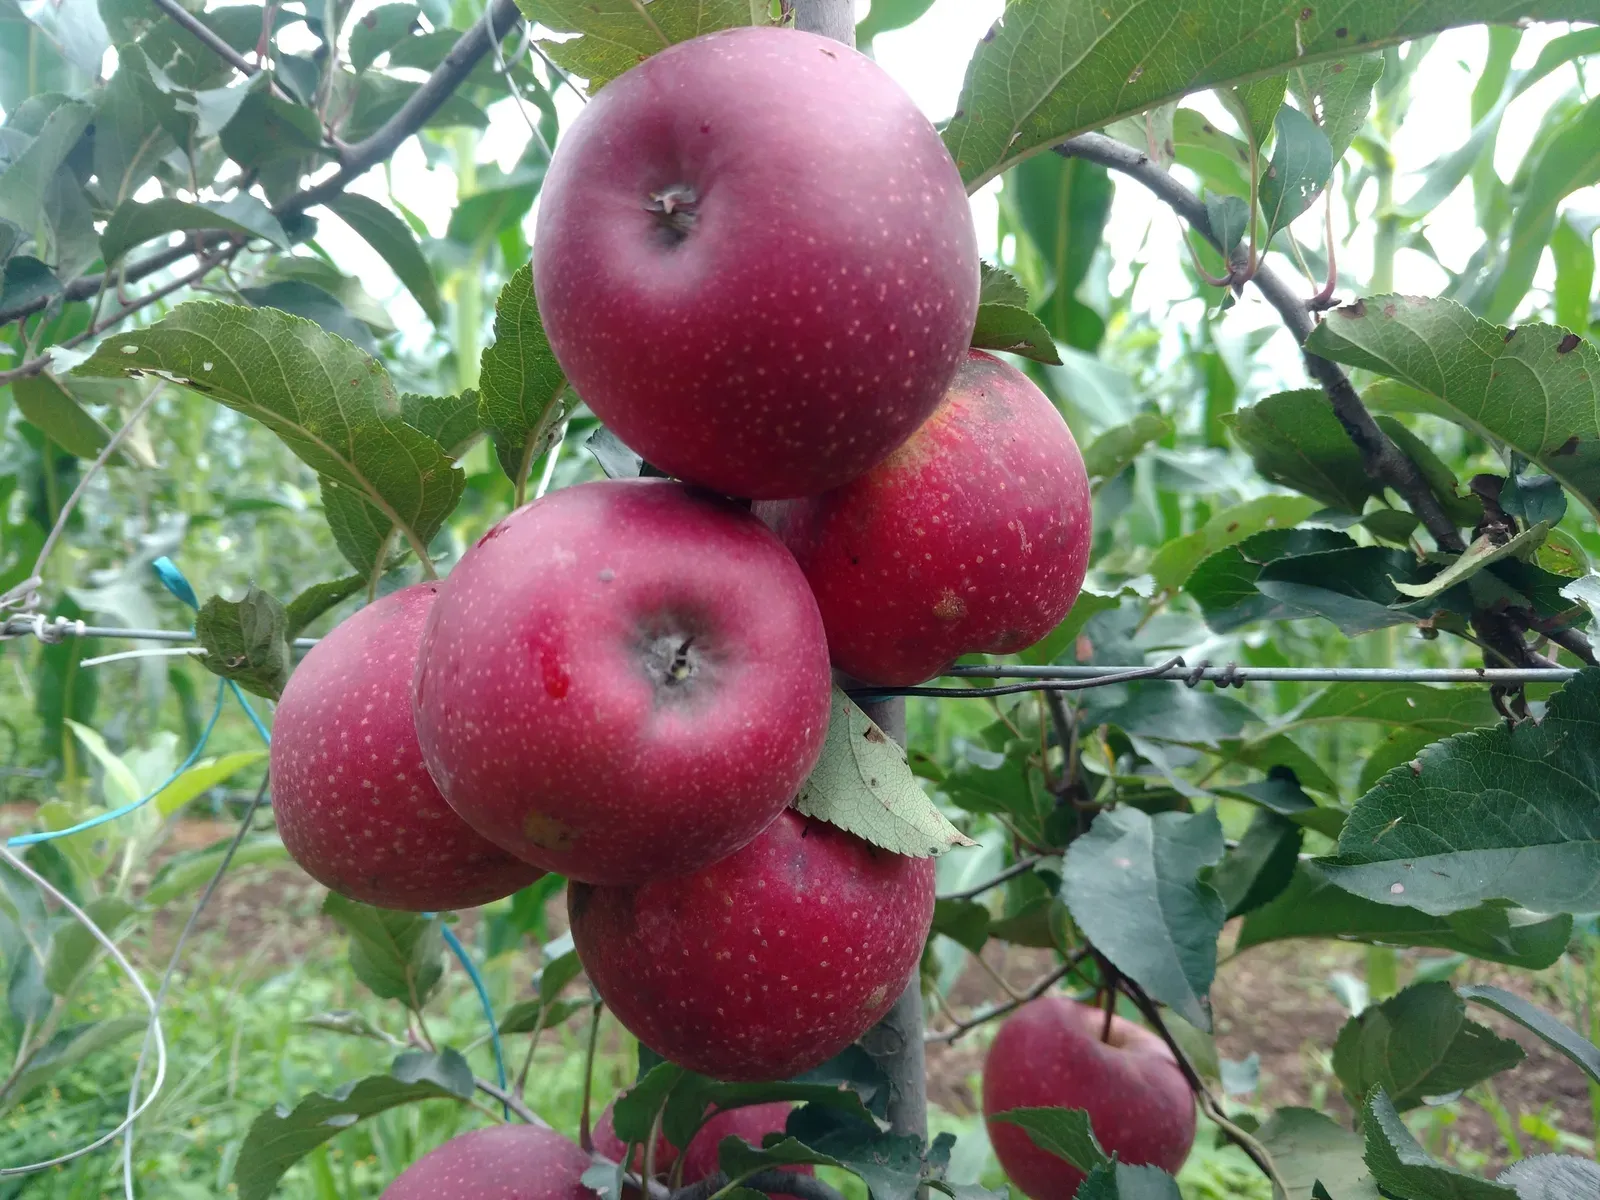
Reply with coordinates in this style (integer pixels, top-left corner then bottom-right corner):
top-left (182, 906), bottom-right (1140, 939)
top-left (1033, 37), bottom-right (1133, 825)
top-left (1062, 807), bottom-right (1225, 1030)
top-left (1288, 54), bottom-right (1384, 165)
top-left (0, 1016), bottom-right (146, 1113)
top-left (1361, 1089), bottom-right (1517, 1200)
top-left (931, 898), bottom-right (989, 954)
top-left (100, 196), bottom-right (289, 267)
top-left (940, 2), bottom-right (1600, 192)
top-left (1225, 389), bottom-right (1381, 514)
top-left (74, 302), bottom-right (465, 569)
top-left (478, 265), bottom-right (576, 497)
top-left (1186, 529), bottom-right (1356, 632)
top-left (1501, 470), bottom-right (1568, 530)
top-left (1214, 772), bottom-right (1348, 839)
top-left (1254, 546), bottom-right (1447, 637)
top-left (658, 1077), bottom-right (882, 1153)
top-left (43, 895), bottom-right (133, 994)
top-left (1204, 194), bottom-right (1250, 257)
top-left (978, 261), bottom-right (1030, 308)
top-left (194, 586), bottom-right (292, 701)
top-left (321, 894), bottom-right (443, 1009)
top-left (1390, 523), bottom-right (1549, 600)
top-left (231, 1050), bottom-right (474, 1200)
top-left (320, 475), bottom-right (402, 579)
top-left (326, 193), bottom-right (443, 326)
top-left (718, 1135), bottom-right (845, 1180)
top-left (1081, 414), bottom-right (1173, 491)
top-left (1210, 809), bottom-right (1301, 918)
top-left (1224, 75), bottom-right (1287, 152)
top-left (1499, 1155), bottom-right (1600, 1199)
top-left (1458, 983), bottom-right (1600, 1088)
top-left (1390, 27), bottom-right (1600, 222)
top-left (349, 2), bottom-right (420, 71)
top-left (220, 80), bottom-right (325, 168)
top-left (1255, 1107), bottom-right (1379, 1200)
top-left (498, 996), bottom-right (585, 1035)
top-left (970, 303), bottom-right (1061, 365)
top-left (1149, 494), bottom-right (1320, 591)
top-left (856, 0), bottom-right (936, 47)
top-left (1332, 982), bottom-right (1523, 1112)
top-left (1259, 105), bottom-right (1334, 243)
top-left (151, 750), bottom-right (267, 820)
top-left (1072, 1162), bottom-right (1183, 1200)
top-left (794, 686), bottom-right (973, 857)
top-left (142, 834), bottom-right (289, 906)
top-left (1085, 684), bottom-right (1257, 747)
top-left (283, 575), bottom-right (365, 639)
top-left (1374, 414), bottom-right (1483, 528)
top-left (1000, 153), bottom-right (1113, 350)
top-left (989, 1108), bottom-right (1108, 1173)
top-left (586, 426), bottom-right (643, 480)
top-left (519, 0), bottom-right (758, 92)
top-left (1237, 863), bottom-right (1571, 970)
top-left (1319, 668), bottom-right (1600, 916)
top-left (1306, 296), bottom-right (1600, 523)
top-left (0, 97), bottom-right (92, 242)
top-left (64, 718), bottom-right (143, 807)
top-left (239, 280), bottom-right (379, 353)
top-left (1551, 214), bottom-right (1596, 336)
top-left (12, 372), bottom-right (133, 465)
top-left (0, 254), bottom-right (61, 312)
top-left (753, 1107), bottom-right (926, 1200)
top-left (1484, 93), bottom-right (1600, 323)
top-left (400, 391), bottom-right (482, 460)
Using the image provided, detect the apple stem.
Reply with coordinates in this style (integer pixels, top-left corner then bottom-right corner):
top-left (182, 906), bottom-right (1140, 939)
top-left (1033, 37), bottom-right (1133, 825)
top-left (1099, 964), bottom-right (1118, 1044)
top-left (577, 997), bottom-right (602, 1153)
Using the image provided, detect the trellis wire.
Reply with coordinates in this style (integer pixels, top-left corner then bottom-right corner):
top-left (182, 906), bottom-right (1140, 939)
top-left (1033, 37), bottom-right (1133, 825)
top-left (4, 615), bottom-right (1581, 687)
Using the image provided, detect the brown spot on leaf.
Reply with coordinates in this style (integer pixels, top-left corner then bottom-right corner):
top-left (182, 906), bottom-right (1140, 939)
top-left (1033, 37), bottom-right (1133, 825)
top-left (862, 726), bottom-right (888, 744)
top-left (1335, 25), bottom-right (1348, 36)
top-left (1555, 435), bottom-right (1581, 456)
top-left (1340, 299), bottom-right (1367, 318)
top-left (1300, 6), bottom-right (1313, 19)
top-left (1558, 332), bottom-right (1582, 353)
top-left (1504, 327), bottom-right (1518, 342)
top-left (1383, 302), bottom-right (1397, 317)
top-left (1332, 62), bottom-right (1346, 74)
top-left (1226, 522), bottom-right (1240, 533)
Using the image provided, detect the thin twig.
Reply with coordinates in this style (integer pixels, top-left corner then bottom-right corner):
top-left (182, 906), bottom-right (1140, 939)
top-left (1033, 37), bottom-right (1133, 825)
top-left (1116, 977), bottom-right (1290, 1198)
top-left (0, 243), bottom-right (244, 387)
top-left (474, 1075), bottom-right (547, 1127)
top-left (146, 0), bottom-right (293, 101)
top-left (670, 1171), bottom-right (850, 1200)
top-left (924, 951), bottom-right (1088, 1044)
top-left (578, 997), bottom-right (601, 1152)
top-left (937, 856), bottom-right (1043, 903)
top-left (1055, 132), bottom-right (1466, 555)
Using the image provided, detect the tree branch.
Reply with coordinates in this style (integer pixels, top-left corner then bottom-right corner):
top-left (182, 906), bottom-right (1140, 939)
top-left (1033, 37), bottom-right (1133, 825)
top-left (1055, 132), bottom-right (1466, 555)
top-left (147, 0), bottom-right (292, 102)
top-left (0, 0), bottom-right (522, 330)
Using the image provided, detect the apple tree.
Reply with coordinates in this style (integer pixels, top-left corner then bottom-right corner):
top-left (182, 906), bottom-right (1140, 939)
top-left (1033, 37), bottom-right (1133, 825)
top-left (3, 0), bottom-right (1600, 1198)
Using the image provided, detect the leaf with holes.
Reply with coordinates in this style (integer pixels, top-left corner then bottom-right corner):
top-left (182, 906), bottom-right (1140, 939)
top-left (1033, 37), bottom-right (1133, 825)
top-left (519, 0), bottom-right (759, 91)
top-left (794, 686), bottom-right (972, 857)
top-left (194, 586), bottom-right (291, 700)
top-left (1259, 105), bottom-right (1334, 243)
top-left (75, 302), bottom-right (464, 570)
top-left (231, 1050), bottom-right (474, 1200)
top-left (1289, 53), bottom-right (1384, 165)
top-left (1319, 668), bottom-right (1600, 916)
top-left (1062, 807), bottom-right (1225, 1030)
top-left (477, 265), bottom-right (576, 499)
top-left (1332, 982), bottom-right (1523, 1112)
top-left (1306, 296), bottom-right (1600, 522)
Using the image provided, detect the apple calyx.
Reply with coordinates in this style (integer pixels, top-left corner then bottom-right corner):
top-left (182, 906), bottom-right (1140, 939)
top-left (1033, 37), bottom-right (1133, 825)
top-left (647, 185), bottom-right (699, 245)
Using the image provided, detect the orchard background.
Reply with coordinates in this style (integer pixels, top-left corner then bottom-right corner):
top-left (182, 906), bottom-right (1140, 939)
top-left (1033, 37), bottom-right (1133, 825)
top-left (5, 0), bottom-right (1600, 1196)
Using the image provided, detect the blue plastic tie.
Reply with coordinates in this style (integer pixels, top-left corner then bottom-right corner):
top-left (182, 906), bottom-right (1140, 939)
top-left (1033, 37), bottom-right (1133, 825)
top-left (152, 555), bottom-right (272, 747)
top-left (438, 921), bottom-right (510, 1116)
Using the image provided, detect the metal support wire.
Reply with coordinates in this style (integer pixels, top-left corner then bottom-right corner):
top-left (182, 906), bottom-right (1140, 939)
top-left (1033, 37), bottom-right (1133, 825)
top-left (7, 614), bottom-right (1581, 688)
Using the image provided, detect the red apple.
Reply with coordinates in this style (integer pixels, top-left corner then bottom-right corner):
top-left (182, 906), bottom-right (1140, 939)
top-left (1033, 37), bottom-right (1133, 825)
top-left (269, 584), bottom-right (542, 911)
top-left (593, 1099), bottom-right (809, 1191)
top-left (758, 350), bottom-right (1091, 686)
top-left (413, 480), bottom-right (833, 886)
top-left (381, 1124), bottom-right (596, 1199)
top-left (983, 996), bottom-right (1196, 1198)
top-left (569, 808), bottom-right (935, 1081)
top-left (533, 25), bottom-right (979, 500)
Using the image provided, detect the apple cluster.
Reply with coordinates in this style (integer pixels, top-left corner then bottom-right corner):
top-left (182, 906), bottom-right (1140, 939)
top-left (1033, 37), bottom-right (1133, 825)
top-left (273, 25), bottom-right (1097, 1193)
